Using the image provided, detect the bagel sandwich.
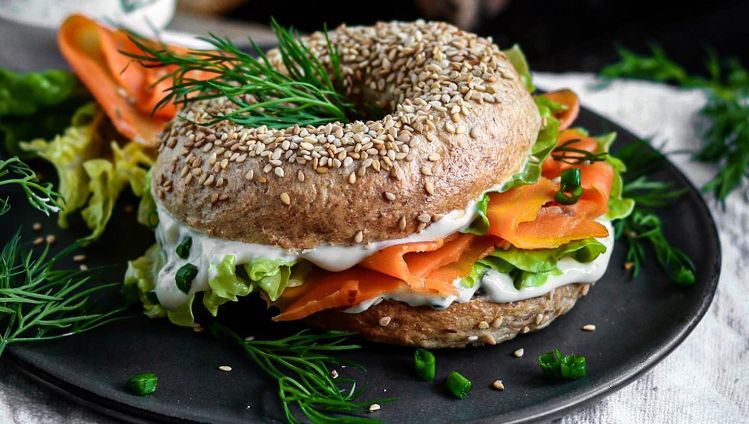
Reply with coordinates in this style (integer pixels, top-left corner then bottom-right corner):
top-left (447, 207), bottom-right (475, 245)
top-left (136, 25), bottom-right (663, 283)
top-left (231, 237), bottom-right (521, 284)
top-left (126, 21), bottom-right (633, 348)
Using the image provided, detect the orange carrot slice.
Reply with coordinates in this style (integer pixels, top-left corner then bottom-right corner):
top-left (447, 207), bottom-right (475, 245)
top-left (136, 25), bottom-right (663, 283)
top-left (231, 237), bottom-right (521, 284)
top-left (542, 89), bottom-right (580, 131)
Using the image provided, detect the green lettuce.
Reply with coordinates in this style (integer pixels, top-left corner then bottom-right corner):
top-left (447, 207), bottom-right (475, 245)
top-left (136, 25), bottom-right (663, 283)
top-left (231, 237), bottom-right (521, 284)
top-left (137, 170), bottom-right (158, 228)
top-left (0, 68), bottom-right (88, 156)
top-left (203, 256), bottom-right (253, 316)
top-left (595, 133), bottom-right (635, 220)
top-left (473, 239), bottom-right (607, 290)
top-left (124, 244), bottom-right (166, 318)
top-left (503, 45), bottom-right (534, 93)
top-left (21, 104), bottom-right (154, 241)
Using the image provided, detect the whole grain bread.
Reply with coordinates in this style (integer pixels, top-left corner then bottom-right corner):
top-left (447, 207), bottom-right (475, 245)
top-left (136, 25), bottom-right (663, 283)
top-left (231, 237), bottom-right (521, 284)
top-left (151, 20), bottom-right (540, 249)
top-left (303, 283), bottom-right (591, 348)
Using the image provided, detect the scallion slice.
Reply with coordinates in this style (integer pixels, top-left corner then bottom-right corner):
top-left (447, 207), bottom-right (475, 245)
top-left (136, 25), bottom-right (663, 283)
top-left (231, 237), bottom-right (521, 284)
top-left (126, 372), bottom-right (158, 396)
top-left (414, 348), bottom-right (436, 381)
top-left (176, 237), bottom-right (192, 259)
top-left (537, 348), bottom-right (587, 380)
top-left (445, 371), bottom-right (471, 399)
top-left (175, 263), bottom-right (198, 294)
top-left (555, 168), bottom-right (583, 204)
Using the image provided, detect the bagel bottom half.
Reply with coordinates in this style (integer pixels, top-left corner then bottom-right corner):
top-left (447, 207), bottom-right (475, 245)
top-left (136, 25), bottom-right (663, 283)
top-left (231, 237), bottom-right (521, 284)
top-left (303, 283), bottom-right (591, 348)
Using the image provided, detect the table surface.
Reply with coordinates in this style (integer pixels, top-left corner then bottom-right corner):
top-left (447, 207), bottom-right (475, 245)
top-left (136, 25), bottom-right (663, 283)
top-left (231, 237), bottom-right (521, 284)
top-left (0, 16), bottom-right (747, 424)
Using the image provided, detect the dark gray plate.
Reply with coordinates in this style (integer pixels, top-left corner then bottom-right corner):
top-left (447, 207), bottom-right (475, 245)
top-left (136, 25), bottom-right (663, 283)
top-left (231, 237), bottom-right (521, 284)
top-left (1, 105), bottom-right (721, 423)
top-left (0, 13), bottom-right (721, 424)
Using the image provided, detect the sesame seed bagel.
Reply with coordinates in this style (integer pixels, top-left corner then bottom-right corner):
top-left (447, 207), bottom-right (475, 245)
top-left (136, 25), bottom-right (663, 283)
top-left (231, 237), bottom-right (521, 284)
top-left (152, 20), bottom-right (540, 249)
top-left (303, 283), bottom-right (591, 348)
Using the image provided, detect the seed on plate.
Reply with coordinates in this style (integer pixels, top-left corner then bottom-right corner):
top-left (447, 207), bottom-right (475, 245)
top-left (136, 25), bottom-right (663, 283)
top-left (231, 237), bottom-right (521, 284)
top-left (218, 365), bottom-right (232, 372)
top-left (73, 254), bottom-right (86, 262)
top-left (491, 380), bottom-right (505, 391)
top-left (192, 324), bottom-right (204, 333)
top-left (330, 370), bottom-right (339, 379)
top-left (33, 237), bottom-right (44, 246)
top-left (79, 264), bottom-right (88, 271)
top-left (368, 404), bottom-right (381, 412)
top-left (32, 222), bottom-right (42, 231)
top-left (45, 234), bottom-right (56, 245)
top-left (513, 348), bottom-right (524, 358)
top-left (624, 261), bottom-right (635, 270)
top-left (279, 192), bottom-right (291, 205)
top-left (582, 324), bottom-right (597, 332)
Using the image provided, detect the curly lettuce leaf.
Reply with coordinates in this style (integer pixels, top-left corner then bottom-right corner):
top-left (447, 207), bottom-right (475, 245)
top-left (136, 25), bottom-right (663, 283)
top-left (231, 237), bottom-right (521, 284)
top-left (137, 170), bottom-right (158, 228)
top-left (503, 45), bottom-right (534, 93)
top-left (124, 244), bottom-right (165, 318)
top-left (475, 239), bottom-right (607, 289)
top-left (22, 105), bottom-right (154, 241)
top-left (20, 103), bottom-right (100, 227)
top-left (81, 142), bottom-right (154, 241)
top-left (203, 255), bottom-right (253, 316)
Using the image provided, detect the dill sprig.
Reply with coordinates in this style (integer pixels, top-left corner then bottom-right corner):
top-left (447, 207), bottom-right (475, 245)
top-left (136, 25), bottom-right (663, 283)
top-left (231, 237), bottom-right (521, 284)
top-left (210, 322), bottom-right (390, 424)
top-left (614, 211), bottom-right (695, 284)
top-left (0, 231), bottom-right (128, 356)
top-left (124, 19), bottom-right (357, 129)
top-left (551, 138), bottom-right (608, 164)
top-left (0, 156), bottom-right (63, 216)
top-left (600, 45), bottom-right (749, 201)
top-left (612, 140), bottom-right (696, 284)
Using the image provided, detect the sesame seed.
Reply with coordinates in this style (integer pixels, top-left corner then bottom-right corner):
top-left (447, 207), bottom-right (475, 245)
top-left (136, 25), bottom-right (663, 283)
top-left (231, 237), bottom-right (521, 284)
top-left (513, 348), bottom-right (524, 358)
top-left (467, 335), bottom-right (479, 342)
top-left (244, 170), bottom-right (254, 180)
top-left (470, 126), bottom-right (479, 139)
top-left (582, 324), bottom-right (597, 332)
top-left (79, 264), bottom-right (88, 271)
top-left (492, 317), bottom-right (504, 328)
top-left (482, 334), bottom-right (497, 345)
top-left (417, 213), bottom-right (431, 223)
top-left (330, 370), bottom-right (339, 379)
top-left (420, 166), bottom-right (433, 176)
top-left (45, 234), bottom-right (56, 245)
top-left (32, 222), bottom-right (42, 231)
top-left (478, 321), bottom-right (489, 329)
top-left (274, 167), bottom-right (285, 178)
top-left (384, 192), bottom-right (396, 201)
top-left (379, 316), bottom-right (392, 326)
top-left (33, 237), bottom-right (44, 246)
top-left (354, 230), bottom-right (364, 243)
top-left (192, 323), bottom-right (204, 333)
top-left (521, 326), bottom-right (530, 334)
top-left (280, 192), bottom-right (291, 205)
top-left (624, 261), bottom-right (635, 270)
top-left (491, 380), bottom-right (505, 391)
top-left (535, 313), bottom-right (544, 325)
top-left (581, 284), bottom-right (591, 296)
top-left (428, 153), bottom-right (440, 161)
top-left (368, 404), bottom-right (381, 412)
top-left (218, 365), bottom-right (232, 372)
top-left (348, 172), bottom-right (357, 184)
top-left (424, 181), bottom-right (435, 195)
top-left (203, 174), bottom-right (215, 186)
top-left (73, 254), bottom-right (86, 262)
top-left (398, 216), bottom-right (407, 230)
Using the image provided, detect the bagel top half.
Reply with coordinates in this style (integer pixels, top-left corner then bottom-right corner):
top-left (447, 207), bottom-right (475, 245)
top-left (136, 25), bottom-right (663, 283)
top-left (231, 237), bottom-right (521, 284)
top-left (151, 20), bottom-right (541, 249)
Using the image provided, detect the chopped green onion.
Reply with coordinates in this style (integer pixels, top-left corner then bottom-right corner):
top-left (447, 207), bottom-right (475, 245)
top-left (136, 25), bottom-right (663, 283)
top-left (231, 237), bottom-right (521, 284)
top-left (555, 168), bottom-right (583, 204)
top-left (175, 263), bottom-right (198, 294)
top-left (414, 348), bottom-right (436, 381)
top-left (176, 237), bottom-right (192, 259)
top-left (537, 348), bottom-right (587, 380)
top-left (445, 371), bottom-right (471, 399)
top-left (126, 372), bottom-right (158, 396)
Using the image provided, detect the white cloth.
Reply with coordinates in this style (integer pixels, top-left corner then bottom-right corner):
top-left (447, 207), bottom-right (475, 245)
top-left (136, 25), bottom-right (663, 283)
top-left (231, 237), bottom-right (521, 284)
top-left (1, 74), bottom-right (748, 423)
